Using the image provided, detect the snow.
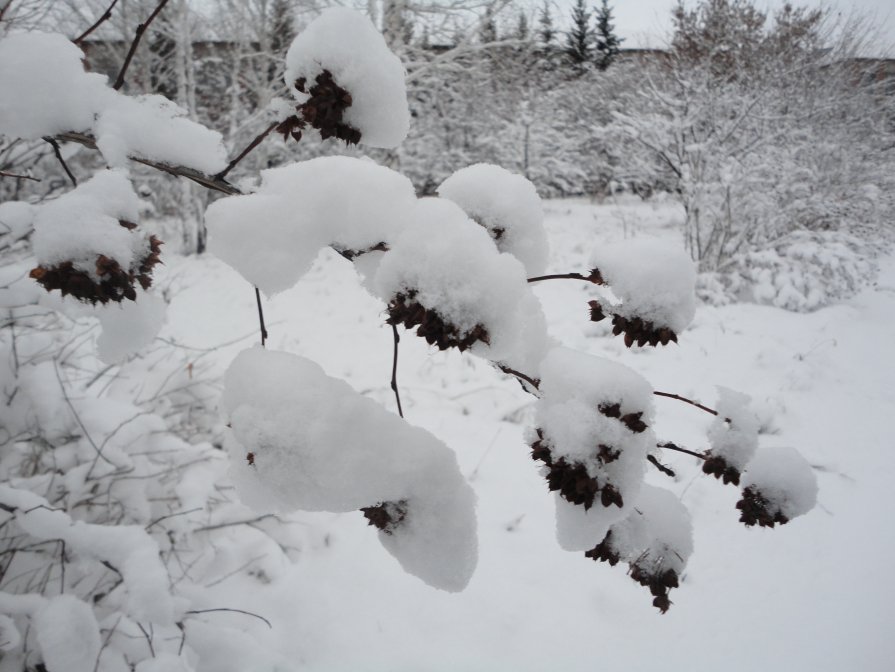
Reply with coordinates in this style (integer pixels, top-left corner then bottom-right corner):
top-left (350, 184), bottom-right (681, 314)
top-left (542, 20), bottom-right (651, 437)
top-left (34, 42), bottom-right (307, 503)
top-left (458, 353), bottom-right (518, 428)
top-left (590, 237), bottom-right (697, 334)
top-left (34, 595), bottom-right (101, 672)
top-left (284, 8), bottom-right (410, 148)
top-left (742, 445), bottom-right (818, 521)
top-left (0, 201), bottom-right (36, 240)
top-left (0, 31), bottom-right (106, 139)
top-left (437, 164), bottom-right (549, 276)
top-left (0, 31), bottom-right (227, 173)
top-left (221, 347), bottom-right (477, 592)
top-left (95, 94), bottom-right (228, 174)
top-left (155, 195), bottom-right (893, 669)
top-left (32, 170), bottom-right (141, 269)
top-left (375, 197), bottom-right (549, 372)
top-left (95, 290), bottom-right (166, 363)
top-left (707, 386), bottom-right (760, 472)
top-left (206, 157), bottom-right (417, 296)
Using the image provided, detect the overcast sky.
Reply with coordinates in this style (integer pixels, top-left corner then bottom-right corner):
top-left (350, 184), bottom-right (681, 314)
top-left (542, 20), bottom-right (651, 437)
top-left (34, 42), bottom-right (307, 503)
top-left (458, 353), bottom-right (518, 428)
top-left (548, 0), bottom-right (894, 54)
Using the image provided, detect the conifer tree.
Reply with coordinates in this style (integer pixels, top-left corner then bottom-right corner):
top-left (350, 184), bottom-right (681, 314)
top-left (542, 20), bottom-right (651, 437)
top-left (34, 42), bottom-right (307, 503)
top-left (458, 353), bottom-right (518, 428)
top-left (538, 0), bottom-right (555, 48)
top-left (594, 0), bottom-right (622, 70)
top-left (565, 0), bottom-right (593, 74)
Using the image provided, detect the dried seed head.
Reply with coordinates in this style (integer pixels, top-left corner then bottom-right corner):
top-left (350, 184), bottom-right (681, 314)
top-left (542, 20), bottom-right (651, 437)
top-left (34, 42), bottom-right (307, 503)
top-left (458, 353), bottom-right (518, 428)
top-left (702, 453), bottom-right (742, 485)
top-left (30, 232), bottom-right (163, 305)
top-left (387, 291), bottom-right (490, 352)
top-left (284, 70), bottom-right (362, 145)
top-left (736, 486), bottom-right (789, 528)
top-left (360, 500), bottom-right (409, 535)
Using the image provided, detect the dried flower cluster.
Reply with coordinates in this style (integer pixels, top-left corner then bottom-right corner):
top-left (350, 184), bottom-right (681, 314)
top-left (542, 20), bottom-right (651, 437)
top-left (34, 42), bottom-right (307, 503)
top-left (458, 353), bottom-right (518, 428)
top-left (530, 428), bottom-right (625, 510)
top-left (360, 500), bottom-right (409, 535)
top-left (277, 70), bottom-right (362, 145)
top-left (702, 453), bottom-right (742, 485)
top-left (589, 299), bottom-right (679, 347)
top-left (387, 291), bottom-right (490, 352)
top-left (736, 486), bottom-right (789, 528)
top-left (30, 220), bottom-right (162, 304)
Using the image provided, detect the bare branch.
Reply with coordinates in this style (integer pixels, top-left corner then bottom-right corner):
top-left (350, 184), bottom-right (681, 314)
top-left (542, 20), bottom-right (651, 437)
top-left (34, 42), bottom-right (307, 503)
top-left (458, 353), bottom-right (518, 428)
top-left (186, 607), bottom-right (272, 629)
top-left (653, 390), bottom-right (718, 416)
top-left (254, 287), bottom-right (268, 347)
top-left (215, 122), bottom-right (279, 181)
top-left (657, 441), bottom-right (707, 461)
top-left (43, 137), bottom-right (77, 186)
top-left (74, 0), bottom-right (120, 45)
top-left (113, 0), bottom-right (172, 91)
top-left (0, 170), bottom-right (39, 182)
top-left (390, 323), bottom-right (404, 418)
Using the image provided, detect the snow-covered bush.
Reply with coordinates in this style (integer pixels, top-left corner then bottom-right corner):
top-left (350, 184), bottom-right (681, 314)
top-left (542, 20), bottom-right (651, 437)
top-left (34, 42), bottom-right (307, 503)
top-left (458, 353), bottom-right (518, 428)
top-left (0, 4), bottom-right (820, 669)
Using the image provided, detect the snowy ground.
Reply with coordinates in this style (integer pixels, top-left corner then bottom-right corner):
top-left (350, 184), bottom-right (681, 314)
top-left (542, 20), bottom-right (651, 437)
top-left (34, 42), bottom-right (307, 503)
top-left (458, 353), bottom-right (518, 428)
top-left (158, 197), bottom-right (894, 671)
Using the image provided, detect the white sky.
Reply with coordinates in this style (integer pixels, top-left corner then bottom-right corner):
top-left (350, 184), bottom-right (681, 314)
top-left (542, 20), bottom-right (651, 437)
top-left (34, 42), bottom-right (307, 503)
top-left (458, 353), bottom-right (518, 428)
top-left (548, 0), bottom-right (895, 54)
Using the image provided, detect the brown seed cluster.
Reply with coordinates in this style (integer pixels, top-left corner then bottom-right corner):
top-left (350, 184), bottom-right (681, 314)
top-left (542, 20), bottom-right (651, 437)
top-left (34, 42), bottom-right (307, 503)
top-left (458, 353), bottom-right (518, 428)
top-left (530, 429), bottom-right (624, 511)
top-left (360, 500), bottom-right (408, 535)
top-left (584, 530), bottom-right (621, 565)
top-left (277, 70), bottom-right (362, 145)
top-left (387, 291), bottom-right (490, 352)
top-left (702, 453), bottom-right (742, 485)
top-left (736, 486), bottom-right (789, 528)
top-left (588, 300), bottom-right (678, 348)
top-left (629, 562), bottom-right (680, 614)
top-left (30, 221), bottom-right (162, 305)
top-left (585, 531), bottom-right (680, 613)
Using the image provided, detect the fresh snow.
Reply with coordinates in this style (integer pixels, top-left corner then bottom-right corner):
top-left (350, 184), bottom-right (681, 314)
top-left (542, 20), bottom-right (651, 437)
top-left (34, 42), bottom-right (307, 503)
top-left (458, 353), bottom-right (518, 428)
top-left (284, 8), bottom-right (410, 148)
top-left (154, 196), bottom-right (894, 671)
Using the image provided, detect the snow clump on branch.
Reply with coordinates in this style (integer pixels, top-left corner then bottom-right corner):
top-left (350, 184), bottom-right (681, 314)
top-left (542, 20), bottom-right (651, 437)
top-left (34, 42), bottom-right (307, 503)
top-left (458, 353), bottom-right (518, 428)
top-left (0, 31), bottom-right (227, 174)
top-left (283, 8), bottom-right (410, 148)
top-left (205, 156), bottom-right (418, 295)
top-left (437, 163), bottom-right (549, 276)
top-left (531, 347), bottom-right (655, 550)
top-left (221, 347), bottom-right (478, 592)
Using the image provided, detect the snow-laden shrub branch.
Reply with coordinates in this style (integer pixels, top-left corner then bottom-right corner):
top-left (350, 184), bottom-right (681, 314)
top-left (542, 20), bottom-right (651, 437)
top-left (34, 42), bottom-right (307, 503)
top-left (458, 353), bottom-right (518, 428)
top-left (0, 10), bottom-right (821, 665)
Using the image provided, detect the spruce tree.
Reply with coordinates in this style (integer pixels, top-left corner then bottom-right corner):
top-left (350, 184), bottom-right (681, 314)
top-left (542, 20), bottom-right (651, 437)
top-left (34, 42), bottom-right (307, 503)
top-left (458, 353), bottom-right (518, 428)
top-left (564, 0), bottom-right (593, 74)
top-left (594, 0), bottom-right (622, 70)
top-left (538, 0), bottom-right (555, 49)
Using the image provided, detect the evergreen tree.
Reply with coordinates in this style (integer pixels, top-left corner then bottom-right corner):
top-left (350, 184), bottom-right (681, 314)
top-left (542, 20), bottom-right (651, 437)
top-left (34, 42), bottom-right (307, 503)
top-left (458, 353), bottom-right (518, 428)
top-left (564, 0), bottom-right (593, 74)
top-left (515, 11), bottom-right (530, 41)
top-left (479, 6), bottom-right (498, 44)
top-left (538, 0), bottom-right (555, 48)
top-left (594, 0), bottom-right (622, 70)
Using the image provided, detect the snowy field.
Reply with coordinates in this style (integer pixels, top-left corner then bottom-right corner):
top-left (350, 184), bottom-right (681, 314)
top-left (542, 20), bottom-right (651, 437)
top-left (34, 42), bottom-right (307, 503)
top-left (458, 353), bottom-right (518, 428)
top-left (154, 196), bottom-right (895, 672)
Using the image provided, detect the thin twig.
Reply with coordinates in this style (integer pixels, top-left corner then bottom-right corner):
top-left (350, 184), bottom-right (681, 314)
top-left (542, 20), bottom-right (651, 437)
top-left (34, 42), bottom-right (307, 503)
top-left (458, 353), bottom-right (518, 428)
top-left (653, 390), bottom-right (718, 416)
top-left (185, 608), bottom-right (272, 629)
top-left (496, 363), bottom-right (540, 392)
top-left (0, 1), bottom-right (12, 22)
top-left (657, 441), bottom-right (707, 461)
top-left (0, 170), bottom-right (40, 182)
top-left (74, 0), bottom-right (120, 44)
top-left (52, 361), bottom-right (119, 469)
top-left (113, 0), bottom-right (172, 91)
top-left (254, 287), bottom-right (268, 346)
top-left (647, 454), bottom-right (676, 477)
top-left (390, 323), bottom-right (404, 418)
top-left (526, 272), bottom-right (593, 284)
top-left (144, 507), bottom-right (203, 531)
top-left (195, 514), bottom-right (277, 533)
top-left (136, 622), bottom-right (155, 658)
top-left (215, 122), bottom-right (279, 180)
top-left (43, 138), bottom-right (76, 186)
